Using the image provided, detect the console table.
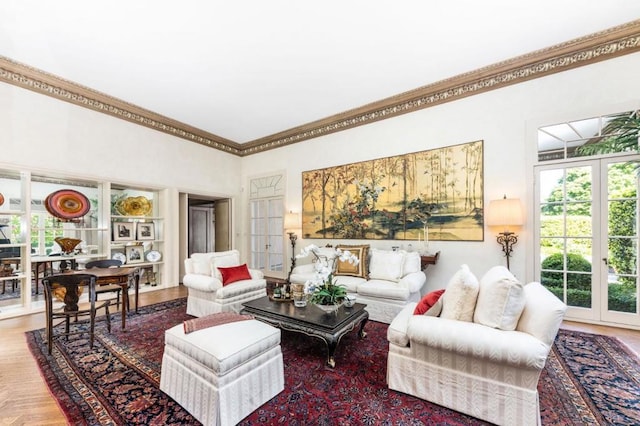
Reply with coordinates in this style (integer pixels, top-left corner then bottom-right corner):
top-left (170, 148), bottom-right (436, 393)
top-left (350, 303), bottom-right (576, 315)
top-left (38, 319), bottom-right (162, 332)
top-left (420, 251), bottom-right (440, 270)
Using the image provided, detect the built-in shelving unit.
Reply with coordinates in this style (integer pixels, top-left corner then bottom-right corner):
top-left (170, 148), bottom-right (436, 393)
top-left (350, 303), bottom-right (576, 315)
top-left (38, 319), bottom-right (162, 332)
top-left (109, 186), bottom-right (165, 287)
top-left (0, 169), bottom-right (172, 317)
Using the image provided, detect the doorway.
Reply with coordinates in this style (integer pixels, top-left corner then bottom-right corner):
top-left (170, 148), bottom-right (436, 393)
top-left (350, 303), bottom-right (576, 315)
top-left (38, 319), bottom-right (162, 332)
top-left (179, 194), bottom-right (232, 282)
top-left (535, 155), bottom-right (640, 328)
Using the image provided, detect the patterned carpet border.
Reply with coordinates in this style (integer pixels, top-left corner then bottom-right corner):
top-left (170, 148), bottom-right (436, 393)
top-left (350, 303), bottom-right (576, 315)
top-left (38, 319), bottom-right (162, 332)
top-left (26, 298), bottom-right (640, 425)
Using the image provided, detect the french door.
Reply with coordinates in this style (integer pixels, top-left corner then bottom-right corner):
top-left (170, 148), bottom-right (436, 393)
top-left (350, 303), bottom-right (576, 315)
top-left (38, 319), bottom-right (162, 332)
top-left (535, 155), bottom-right (640, 327)
top-left (249, 197), bottom-right (284, 277)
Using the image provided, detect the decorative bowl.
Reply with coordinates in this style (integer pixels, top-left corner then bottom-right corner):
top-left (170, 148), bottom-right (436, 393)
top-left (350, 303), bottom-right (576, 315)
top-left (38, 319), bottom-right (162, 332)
top-left (54, 237), bottom-right (82, 254)
top-left (344, 295), bottom-right (357, 307)
top-left (314, 302), bottom-right (343, 314)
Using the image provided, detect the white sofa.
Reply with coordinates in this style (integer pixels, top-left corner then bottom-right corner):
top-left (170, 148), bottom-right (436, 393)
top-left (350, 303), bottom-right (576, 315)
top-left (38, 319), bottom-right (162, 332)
top-left (387, 266), bottom-right (567, 426)
top-left (182, 250), bottom-right (267, 317)
top-left (290, 247), bottom-right (426, 324)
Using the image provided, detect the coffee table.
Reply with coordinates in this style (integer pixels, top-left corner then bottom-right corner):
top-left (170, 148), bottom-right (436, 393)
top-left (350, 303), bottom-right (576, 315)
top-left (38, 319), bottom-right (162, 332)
top-left (241, 296), bottom-right (369, 368)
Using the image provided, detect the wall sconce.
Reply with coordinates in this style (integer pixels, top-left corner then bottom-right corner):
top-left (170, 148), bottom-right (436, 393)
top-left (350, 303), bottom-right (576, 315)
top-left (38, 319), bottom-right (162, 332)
top-left (284, 211), bottom-right (300, 282)
top-left (486, 195), bottom-right (524, 270)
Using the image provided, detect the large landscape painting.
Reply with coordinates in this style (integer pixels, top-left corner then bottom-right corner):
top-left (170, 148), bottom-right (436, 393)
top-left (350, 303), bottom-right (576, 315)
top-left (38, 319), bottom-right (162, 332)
top-left (301, 140), bottom-right (484, 241)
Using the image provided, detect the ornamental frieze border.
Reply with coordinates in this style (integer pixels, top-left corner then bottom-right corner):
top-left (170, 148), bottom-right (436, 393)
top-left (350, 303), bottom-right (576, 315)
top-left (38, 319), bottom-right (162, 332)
top-left (1, 19), bottom-right (640, 157)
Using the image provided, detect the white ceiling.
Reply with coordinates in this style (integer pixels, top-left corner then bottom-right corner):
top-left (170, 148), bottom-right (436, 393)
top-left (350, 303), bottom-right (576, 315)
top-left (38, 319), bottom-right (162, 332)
top-left (2, 1), bottom-right (640, 144)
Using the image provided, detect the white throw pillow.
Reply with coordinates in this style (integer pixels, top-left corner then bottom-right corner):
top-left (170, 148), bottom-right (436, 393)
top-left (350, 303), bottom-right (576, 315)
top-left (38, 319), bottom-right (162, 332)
top-left (211, 251), bottom-right (241, 280)
top-left (474, 266), bottom-right (526, 330)
top-left (369, 248), bottom-right (406, 282)
top-left (440, 264), bottom-right (479, 322)
top-left (402, 251), bottom-right (421, 275)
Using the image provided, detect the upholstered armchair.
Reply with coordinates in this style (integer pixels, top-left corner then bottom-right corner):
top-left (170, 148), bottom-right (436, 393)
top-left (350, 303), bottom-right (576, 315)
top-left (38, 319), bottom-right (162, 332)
top-left (182, 250), bottom-right (266, 317)
top-left (387, 265), bottom-right (567, 426)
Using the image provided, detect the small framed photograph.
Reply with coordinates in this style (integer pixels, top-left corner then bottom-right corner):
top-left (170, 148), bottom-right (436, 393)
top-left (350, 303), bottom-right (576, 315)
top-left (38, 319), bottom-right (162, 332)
top-left (125, 245), bottom-right (145, 264)
top-left (113, 221), bottom-right (135, 241)
top-left (136, 222), bottom-right (155, 240)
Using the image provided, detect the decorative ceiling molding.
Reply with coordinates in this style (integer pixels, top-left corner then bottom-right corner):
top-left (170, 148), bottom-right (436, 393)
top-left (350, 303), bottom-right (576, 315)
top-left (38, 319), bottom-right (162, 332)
top-left (1, 20), bottom-right (640, 157)
top-left (0, 57), bottom-right (242, 155)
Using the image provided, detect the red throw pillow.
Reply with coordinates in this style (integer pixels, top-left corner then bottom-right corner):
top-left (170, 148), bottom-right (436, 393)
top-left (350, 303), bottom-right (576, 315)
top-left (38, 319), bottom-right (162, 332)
top-left (413, 289), bottom-right (445, 315)
top-left (218, 264), bottom-right (252, 286)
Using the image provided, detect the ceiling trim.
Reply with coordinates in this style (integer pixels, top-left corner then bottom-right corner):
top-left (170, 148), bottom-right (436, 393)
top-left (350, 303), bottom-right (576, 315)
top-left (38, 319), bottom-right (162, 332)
top-left (1, 19), bottom-right (640, 157)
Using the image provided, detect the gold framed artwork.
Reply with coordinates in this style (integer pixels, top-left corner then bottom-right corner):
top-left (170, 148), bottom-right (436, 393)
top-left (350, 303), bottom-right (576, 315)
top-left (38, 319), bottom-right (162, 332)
top-left (301, 140), bottom-right (484, 241)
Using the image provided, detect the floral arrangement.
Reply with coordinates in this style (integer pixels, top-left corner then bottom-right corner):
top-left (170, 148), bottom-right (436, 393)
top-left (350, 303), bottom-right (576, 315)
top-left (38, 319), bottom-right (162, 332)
top-left (296, 244), bottom-right (359, 306)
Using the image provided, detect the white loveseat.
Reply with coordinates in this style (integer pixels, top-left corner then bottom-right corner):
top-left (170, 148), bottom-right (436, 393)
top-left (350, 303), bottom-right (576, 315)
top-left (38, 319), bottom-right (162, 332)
top-left (290, 246), bottom-right (426, 324)
top-left (386, 265), bottom-right (567, 426)
top-left (182, 250), bottom-right (267, 317)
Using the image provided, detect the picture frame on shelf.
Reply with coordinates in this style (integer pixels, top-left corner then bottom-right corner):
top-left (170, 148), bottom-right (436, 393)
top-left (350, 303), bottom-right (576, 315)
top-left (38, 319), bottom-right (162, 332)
top-left (136, 222), bottom-right (155, 240)
top-left (125, 245), bottom-right (145, 264)
top-left (113, 221), bottom-right (135, 241)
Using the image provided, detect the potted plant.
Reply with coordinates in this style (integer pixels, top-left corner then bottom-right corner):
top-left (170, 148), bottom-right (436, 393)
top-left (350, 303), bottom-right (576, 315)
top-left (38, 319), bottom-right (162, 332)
top-left (296, 244), bottom-right (359, 311)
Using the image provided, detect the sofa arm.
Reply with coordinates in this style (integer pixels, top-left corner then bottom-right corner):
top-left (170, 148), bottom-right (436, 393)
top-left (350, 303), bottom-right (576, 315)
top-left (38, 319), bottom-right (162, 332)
top-left (249, 268), bottom-right (264, 279)
top-left (183, 274), bottom-right (222, 292)
top-left (398, 271), bottom-right (426, 293)
top-left (517, 282), bottom-right (567, 347)
top-left (387, 303), bottom-right (417, 347)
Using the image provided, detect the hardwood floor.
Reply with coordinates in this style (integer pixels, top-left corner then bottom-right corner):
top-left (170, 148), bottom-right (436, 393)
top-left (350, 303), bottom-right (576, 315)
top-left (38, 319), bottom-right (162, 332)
top-left (0, 285), bottom-right (638, 425)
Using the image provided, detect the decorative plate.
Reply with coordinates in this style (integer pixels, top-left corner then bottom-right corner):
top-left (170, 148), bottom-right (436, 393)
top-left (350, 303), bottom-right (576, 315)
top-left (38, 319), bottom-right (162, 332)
top-left (112, 252), bottom-right (127, 264)
top-left (116, 196), bottom-right (152, 216)
top-left (45, 189), bottom-right (90, 220)
top-left (145, 250), bottom-right (162, 262)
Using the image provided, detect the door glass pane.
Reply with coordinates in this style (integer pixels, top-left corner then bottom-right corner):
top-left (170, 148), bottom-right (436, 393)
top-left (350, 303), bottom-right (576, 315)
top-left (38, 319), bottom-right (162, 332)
top-left (606, 162), bottom-right (638, 314)
top-left (539, 166), bottom-right (594, 307)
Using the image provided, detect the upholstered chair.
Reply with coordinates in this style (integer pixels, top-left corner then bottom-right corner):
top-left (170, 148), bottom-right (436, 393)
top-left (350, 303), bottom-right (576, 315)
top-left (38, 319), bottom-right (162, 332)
top-left (182, 250), bottom-right (266, 317)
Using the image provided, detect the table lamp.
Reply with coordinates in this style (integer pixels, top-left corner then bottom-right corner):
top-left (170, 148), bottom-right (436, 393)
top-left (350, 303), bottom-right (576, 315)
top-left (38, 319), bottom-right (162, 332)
top-left (486, 195), bottom-right (524, 270)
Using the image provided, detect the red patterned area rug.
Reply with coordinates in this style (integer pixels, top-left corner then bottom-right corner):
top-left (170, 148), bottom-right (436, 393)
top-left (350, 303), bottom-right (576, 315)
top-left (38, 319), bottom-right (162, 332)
top-left (26, 298), bottom-right (640, 425)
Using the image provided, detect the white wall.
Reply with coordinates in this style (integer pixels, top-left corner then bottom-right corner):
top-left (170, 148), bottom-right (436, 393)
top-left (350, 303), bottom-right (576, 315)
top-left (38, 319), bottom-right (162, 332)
top-left (0, 84), bottom-right (242, 195)
top-left (239, 52), bottom-right (640, 291)
top-left (0, 83), bottom-right (243, 287)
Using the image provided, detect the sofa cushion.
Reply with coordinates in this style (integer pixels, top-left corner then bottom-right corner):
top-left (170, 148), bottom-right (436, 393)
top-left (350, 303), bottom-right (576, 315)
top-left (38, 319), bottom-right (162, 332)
top-left (414, 289), bottom-right (445, 315)
top-left (218, 263), bottom-right (252, 286)
top-left (357, 279), bottom-right (411, 301)
top-left (440, 264), bottom-right (479, 322)
top-left (474, 266), bottom-right (526, 331)
top-left (331, 275), bottom-right (366, 292)
top-left (369, 248), bottom-right (405, 282)
top-left (407, 316), bottom-right (551, 369)
top-left (335, 244), bottom-right (369, 278)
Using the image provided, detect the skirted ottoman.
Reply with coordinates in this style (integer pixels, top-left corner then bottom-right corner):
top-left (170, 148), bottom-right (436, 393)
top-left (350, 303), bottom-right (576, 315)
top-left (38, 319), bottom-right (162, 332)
top-left (160, 317), bottom-right (284, 426)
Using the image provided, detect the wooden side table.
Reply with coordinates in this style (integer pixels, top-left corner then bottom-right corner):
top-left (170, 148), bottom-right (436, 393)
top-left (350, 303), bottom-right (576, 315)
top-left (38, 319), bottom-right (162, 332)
top-left (420, 251), bottom-right (440, 270)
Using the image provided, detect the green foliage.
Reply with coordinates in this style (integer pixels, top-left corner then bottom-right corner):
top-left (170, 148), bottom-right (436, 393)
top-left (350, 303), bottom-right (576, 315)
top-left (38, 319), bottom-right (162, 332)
top-left (577, 111), bottom-right (640, 160)
top-left (539, 215), bottom-right (592, 256)
top-left (541, 253), bottom-right (592, 291)
top-left (608, 189), bottom-right (636, 284)
top-left (608, 283), bottom-right (637, 312)
top-left (309, 276), bottom-right (347, 305)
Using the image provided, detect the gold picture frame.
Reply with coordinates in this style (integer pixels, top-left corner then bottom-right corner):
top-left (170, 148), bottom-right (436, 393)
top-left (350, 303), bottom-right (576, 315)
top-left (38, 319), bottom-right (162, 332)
top-left (301, 140), bottom-right (484, 241)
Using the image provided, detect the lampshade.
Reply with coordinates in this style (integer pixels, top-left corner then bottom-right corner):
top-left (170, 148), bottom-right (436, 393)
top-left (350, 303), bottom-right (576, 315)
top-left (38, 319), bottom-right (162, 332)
top-left (284, 211), bottom-right (300, 232)
top-left (486, 196), bottom-right (523, 229)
